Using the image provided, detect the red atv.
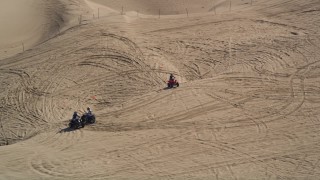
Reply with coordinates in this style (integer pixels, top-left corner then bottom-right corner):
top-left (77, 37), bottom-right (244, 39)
top-left (167, 79), bottom-right (179, 88)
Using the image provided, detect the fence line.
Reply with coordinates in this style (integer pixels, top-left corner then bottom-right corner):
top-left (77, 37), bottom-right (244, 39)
top-left (75, 0), bottom-right (256, 24)
top-left (93, 0), bottom-right (254, 19)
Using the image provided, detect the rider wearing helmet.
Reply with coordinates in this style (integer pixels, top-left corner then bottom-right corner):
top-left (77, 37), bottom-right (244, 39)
top-left (169, 73), bottom-right (175, 81)
top-left (86, 107), bottom-right (93, 117)
top-left (72, 111), bottom-right (79, 119)
top-left (72, 111), bottom-right (80, 124)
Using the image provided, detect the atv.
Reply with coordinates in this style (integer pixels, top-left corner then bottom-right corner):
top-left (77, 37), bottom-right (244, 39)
top-left (81, 113), bottom-right (96, 125)
top-left (167, 79), bottom-right (179, 88)
top-left (69, 117), bottom-right (84, 129)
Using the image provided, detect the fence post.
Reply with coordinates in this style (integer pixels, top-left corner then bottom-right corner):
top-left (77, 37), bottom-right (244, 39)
top-left (78, 15), bottom-right (82, 25)
top-left (159, 9), bottom-right (160, 19)
top-left (186, 8), bottom-right (189, 17)
top-left (98, 8), bottom-right (100, 18)
top-left (229, 37), bottom-right (232, 59)
top-left (22, 42), bottom-right (24, 52)
top-left (229, 0), bottom-right (232, 11)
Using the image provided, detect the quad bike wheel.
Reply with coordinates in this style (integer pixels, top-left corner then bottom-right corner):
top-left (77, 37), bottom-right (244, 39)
top-left (81, 121), bottom-right (85, 128)
top-left (90, 117), bottom-right (96, 123)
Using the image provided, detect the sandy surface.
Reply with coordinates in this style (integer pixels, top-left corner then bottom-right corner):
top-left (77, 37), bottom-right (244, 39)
top-left (0, 0), bottom-right (90, 60)
top-left (1, 0), bottom-right (320, 179)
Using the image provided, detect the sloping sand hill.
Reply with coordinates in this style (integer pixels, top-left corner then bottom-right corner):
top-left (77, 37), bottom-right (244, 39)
top-left (0, 0), bottom-right (89, 60)
top-left (1, 0), bottom-right (320, 179)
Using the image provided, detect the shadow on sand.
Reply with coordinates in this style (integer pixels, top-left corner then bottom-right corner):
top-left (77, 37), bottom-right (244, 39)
top-left (59, 127), bottom-right (77, 133)
top-left (163, 87), bottom-right (178, 90)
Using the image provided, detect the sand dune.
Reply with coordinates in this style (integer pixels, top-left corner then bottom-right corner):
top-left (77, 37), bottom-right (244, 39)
top-left (0, 0), bottom-right (88, 60)
top-left (0, 0), bottom-right (42, 46)
top-left (1, 0), bottom-right (320, 179)
top-left (0, 0), bottom-right (44, 59)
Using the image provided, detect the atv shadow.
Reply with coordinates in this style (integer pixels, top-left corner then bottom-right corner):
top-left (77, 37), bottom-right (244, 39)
top-left (163, 87), bottom-right (178, 90)
top-left (59, 127), bottom-right (77, 133)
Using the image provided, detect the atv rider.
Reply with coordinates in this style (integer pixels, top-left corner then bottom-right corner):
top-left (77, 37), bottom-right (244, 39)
top-left (72, 111), bottom-right (80, 123)
top-left (72, 111), bottom-right (80, 119)
top-left (86, 107), bottom-right (93, 118)
top-left (169, 73), bottom-right (175, 81)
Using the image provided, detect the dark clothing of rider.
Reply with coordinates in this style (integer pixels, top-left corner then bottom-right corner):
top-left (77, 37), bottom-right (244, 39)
top-left (86, 108), bottom-right (93, 118)
top-left (169, 74), bottom-right (175, 81)
top-left (72, 113), bottom-right (79, 120)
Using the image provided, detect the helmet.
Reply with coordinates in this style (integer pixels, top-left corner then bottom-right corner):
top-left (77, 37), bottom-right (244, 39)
top-left (87, 107), bottom-right (91, 111)
top-left (73, 111), bottom-right (77, 115)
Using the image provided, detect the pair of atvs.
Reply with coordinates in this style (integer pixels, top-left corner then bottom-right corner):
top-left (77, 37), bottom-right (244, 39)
top-left (69, 113), bottom-right (96, 129)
